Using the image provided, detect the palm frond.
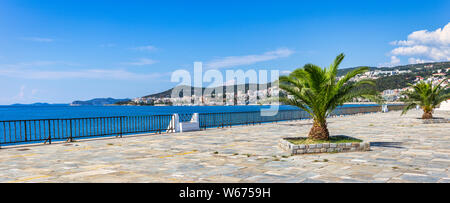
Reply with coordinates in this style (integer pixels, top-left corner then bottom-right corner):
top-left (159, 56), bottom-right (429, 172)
top-left (278, 53), bottom-right (379, 123)
top-left (327, 53), bottom-right (345, 81)
top-left (278, 97), bottom-right (313, 117)
top-left (435, 93), bottom-right (450, 107)
top-left (336, 66), bottom-right (370, 89)
top-left (303, 64), bottom-right (327, 94)
top-left (401, 81), bottom-right (449, 115)
top-left (401, 102), bottom-right (418, 115)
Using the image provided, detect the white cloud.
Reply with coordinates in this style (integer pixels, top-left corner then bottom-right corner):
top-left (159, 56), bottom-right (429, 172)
top-left (223, 79), bottom-right (236, 86)
top-left (10, 85), bottom-right (27, 102)
top-left (379, 56), bottom-right (401, 67)
top-left (408, 57), bottom-right (433, 64)
top-left (390, 23), bottom-right (450, 46)
top-left (281, 70), bottom-right (292, 75)
top-left (18, 85), bottom-right (25, 99)
top-left (0, 61), bottom-right (164, 80)
top-left (6, 85), bottom-right (40, 103)
top-left (123, 58), bottom-right (158, 66)
top-left (21, 37), bottom-right (55, 42)
top-left (205, 48), bottom-right (294, 69)
top-left (391, 45), bottom-right (429, 56)
top-left (390, 55), bottom-right (401, 65)
top-left (0, 68), bottom-right (164, 80)
top-left (2, 61), bottom-right (79, 69)
top-left (385, 22), bottom-right (450, 64)
top-left (132, 45), bottom-right (157, 51)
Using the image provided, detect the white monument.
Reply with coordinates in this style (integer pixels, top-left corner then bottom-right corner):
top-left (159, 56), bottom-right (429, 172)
top-left (167, 113), bottom-right (200, 133)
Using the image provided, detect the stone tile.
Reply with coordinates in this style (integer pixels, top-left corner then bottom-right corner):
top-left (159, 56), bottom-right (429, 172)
top-left (0, 110), bottom-right (448, 183)
top-left (399, 173), bottom-right (440, 183)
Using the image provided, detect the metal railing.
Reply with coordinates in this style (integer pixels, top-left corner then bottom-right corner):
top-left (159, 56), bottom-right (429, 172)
top-left (0, 105), bottom-right (405, 147)
top-left (178, 113), bottom-right (194, 122)
top-left (197, 105), bottom-right (394, 129)
top-left (0, 115), bottom-right (174, 147)
top-left (383, 105), bottom-right (405, 111)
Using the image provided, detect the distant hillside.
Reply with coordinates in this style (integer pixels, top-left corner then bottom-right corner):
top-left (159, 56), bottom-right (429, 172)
top-left (372, 62), bottom-right (449, 91)
top-left (337, 61), bottom-right (450, 77)
top-left (11, 103), bottom-right (69, 106)
top-left (142, 61), bottom-right (449, 98)
top-left (143, 83), bottom-right (273, 98)
top-left (71, 98), bottom-right (131, 106)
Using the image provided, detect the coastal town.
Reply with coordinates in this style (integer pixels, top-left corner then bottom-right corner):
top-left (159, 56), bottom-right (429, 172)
top-left (131, 85), bottom-right (281, 106)
top-left (349, 65), bottom-right (450, 102)
top-left (130, 65), bottom-right (449, 105)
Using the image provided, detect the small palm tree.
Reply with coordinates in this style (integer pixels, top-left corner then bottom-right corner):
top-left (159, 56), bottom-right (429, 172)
top-left (279, 53), bottom-right (379, 140)
top-left (401, 81), bottom-right (449, 119)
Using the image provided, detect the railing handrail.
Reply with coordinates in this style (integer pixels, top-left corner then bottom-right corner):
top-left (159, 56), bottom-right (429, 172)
top-left (0, 114), bottom-right (181, 123)
top-left (0, 104), bottom-right (406, 147)
top-left (197, 105), bottom-right (383, 115)
top-left (0, 105), bottom-right (393, 123)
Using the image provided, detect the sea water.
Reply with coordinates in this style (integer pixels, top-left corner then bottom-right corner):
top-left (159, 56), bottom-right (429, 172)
top-left (0, 104), bottom-right (378, 121)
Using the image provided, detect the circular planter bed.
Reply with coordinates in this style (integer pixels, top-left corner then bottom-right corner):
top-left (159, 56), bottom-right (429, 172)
top-left (422, 118), bottom-right (450, 124)
top-left (279, 136), bottom-right (370, 155)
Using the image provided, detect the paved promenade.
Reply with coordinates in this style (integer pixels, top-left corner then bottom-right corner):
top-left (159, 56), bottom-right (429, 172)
top-left (0, 110), bottom-right (449, 183)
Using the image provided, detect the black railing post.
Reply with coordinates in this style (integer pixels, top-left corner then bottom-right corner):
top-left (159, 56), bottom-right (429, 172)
top-left (47, 120), bottom-right (52, 144)
top-left (113, 117), bottom-right (117, 136)
top-left (158, 116), bottom-right (162, 134)
top-left (221, 114), bottom-right (224, 128)
top-left (24, 121), bottom-right (28, 142)
top-left (68, 119), bottom-right (73, 142)
top-left (1, 122), bottom-right (5, 149)
top-left (119, 117), bottom-right (123, 138)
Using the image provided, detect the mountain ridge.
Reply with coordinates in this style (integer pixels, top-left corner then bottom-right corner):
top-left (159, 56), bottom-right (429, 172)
top-left (71, 97), bottom-right (131, 106)
top-left (142, 61), bottom-right (450, 98)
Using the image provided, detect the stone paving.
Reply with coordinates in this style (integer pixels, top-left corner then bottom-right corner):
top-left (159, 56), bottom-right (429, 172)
top-left (0, 110), bottom-right (449, 183)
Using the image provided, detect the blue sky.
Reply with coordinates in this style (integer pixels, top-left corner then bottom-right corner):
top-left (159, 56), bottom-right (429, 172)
top-left (0, 0), bottom-right (449, 104)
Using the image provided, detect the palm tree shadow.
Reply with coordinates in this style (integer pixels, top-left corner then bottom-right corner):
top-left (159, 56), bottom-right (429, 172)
top-left (279, 123), bottom-right (312, 127)
top-left (279, 122), bottom-right (333, 127)
top-left (416, 117), bottom-right (445, 120)
top-left (330, 135), bottom-right (363, 143)
top-left (370, 142), bottom-right (404, 149)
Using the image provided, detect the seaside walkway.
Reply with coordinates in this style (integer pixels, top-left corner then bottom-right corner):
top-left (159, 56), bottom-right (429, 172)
top-left (0, 110), bottom-right (449, 183)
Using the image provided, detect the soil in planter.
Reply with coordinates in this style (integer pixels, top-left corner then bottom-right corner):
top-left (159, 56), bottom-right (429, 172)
top-left (286, 135), bottom-right (362, 145)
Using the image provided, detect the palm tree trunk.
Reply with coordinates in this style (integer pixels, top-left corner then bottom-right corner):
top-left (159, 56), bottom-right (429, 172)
top-left (308, 120), bottom-right (329, 140)
top-left (422, 111), bottom-right (433, 119)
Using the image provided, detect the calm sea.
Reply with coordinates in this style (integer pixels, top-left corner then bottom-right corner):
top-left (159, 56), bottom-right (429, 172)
top-left (0, 104), bottom-right (378, 121)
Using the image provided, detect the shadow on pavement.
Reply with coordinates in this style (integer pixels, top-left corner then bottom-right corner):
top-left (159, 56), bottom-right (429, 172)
top-left (370, 142), bottom-right (404, 148)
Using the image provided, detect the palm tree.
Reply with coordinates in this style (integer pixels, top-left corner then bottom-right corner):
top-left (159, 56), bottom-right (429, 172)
top-left (278, 53), bottom-right (379, 140)
top-left (401, 81), bottom-right (449, 119)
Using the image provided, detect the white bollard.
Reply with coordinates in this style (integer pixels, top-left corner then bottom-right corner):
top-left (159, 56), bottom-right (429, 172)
top-left (382, 105), bottom-right (389, 113)
top-left (180, 113), bottom-right (200, 133)
top-left (167, 113), bottom-right (180, 133)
